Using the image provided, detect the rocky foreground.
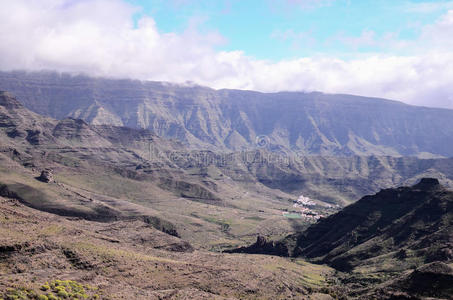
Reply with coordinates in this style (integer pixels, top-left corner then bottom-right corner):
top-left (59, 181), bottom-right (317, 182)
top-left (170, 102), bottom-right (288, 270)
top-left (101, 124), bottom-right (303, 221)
top-left (0, 197), bottom-right (336, 299)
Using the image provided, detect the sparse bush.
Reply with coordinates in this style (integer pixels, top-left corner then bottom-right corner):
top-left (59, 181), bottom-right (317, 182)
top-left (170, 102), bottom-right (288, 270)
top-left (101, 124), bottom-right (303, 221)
top-left (57, 289), bottom-right (69, 298)
top-left (46, 294), bottom-right (58, 300)
top-left (73, 292), bottom-right (85, 299)
top-left (53, 285), bottom-right (66, 293)
top-left (2, 279), bottom-right (101, 300)
top-left (40, 284), bottom-right (50, 291)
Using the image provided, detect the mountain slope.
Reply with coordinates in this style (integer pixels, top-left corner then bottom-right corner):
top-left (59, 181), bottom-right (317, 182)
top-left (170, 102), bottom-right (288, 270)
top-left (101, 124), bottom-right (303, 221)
top-left (229, 179), bottom-right (453, 298)
top-left (0, 197), bottom-right (336, 300)
top-left (2, 71), bottom-right (453, 157)
top-left (292, 178), bottom-right (453, 272)
top-left (2, 90), bottom-right (453, 251)
top-left (232, 178), bottom-right (453, 273)
top-left (0, 90), bottom-right (322, 249)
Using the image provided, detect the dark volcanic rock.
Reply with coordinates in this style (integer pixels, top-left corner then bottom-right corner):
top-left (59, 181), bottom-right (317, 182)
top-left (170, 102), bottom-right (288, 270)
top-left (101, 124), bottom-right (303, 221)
top-left (225, 235), bottom-right (290, 256)
top-left (0, 183), bottom-right (22, 200)
top-left (375, 262), bottom-right (453, 299)
top-left (413, 177), bottom-right (440, 189)
top-left (37, 169), bottom-right (54, 183)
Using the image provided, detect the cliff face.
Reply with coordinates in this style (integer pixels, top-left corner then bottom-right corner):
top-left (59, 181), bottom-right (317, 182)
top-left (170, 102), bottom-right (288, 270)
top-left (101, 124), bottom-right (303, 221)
top-left (2, 71), bottom-right (453, 157)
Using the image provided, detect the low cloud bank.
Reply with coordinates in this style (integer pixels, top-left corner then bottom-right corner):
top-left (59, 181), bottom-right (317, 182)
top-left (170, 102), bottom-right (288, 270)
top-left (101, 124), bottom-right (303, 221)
top-left (1, 0), bottom-right (453, 108)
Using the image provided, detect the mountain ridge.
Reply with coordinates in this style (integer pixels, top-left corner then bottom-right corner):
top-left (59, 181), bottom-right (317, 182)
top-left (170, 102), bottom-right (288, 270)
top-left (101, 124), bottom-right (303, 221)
top-left (2, 71), bottom-right (453, 157)
top-left (2, 89), bottom-right (453, 209)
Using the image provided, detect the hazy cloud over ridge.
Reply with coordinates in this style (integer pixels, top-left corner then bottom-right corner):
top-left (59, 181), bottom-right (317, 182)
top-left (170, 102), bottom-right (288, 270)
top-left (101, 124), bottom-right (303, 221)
top-left (1, 0), bottom-right (453, 108)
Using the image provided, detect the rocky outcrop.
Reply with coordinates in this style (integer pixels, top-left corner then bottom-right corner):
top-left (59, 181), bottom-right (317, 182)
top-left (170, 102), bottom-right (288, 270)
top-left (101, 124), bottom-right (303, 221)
top-left (374, 262), bottom-right (453, 299)
top-left (225, 235), bottom-right (290, 256)
top-left (0, 90), bottom-right (57, 146)
top-left (413, 177), bottom-right (440, 189)
top-left (0, 91), bottom-right (22, 109)
top-left (0, 183), bottom-right (22, 200)
top-left (52, 118), bottom-right (112, 147)
top-left (37, 169), bottom-right (53, 183)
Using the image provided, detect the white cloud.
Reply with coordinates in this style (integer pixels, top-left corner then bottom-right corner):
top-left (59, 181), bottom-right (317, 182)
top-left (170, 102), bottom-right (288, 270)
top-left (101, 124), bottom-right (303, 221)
top-left (0, 0), bottom-right (225, 79)
top-left (0, 0), bottom-right (453, 109)
top-left (419, 9), bottom-right (453, 50)
top-left (404, 1), bottom-right (453, 14)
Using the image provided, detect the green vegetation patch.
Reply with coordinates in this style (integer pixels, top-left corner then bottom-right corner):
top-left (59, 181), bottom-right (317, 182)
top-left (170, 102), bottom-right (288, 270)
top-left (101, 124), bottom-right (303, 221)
top-left (283, 213), bottom-right (302, 219)
top-left (2, 280), bottom-right (101, 300)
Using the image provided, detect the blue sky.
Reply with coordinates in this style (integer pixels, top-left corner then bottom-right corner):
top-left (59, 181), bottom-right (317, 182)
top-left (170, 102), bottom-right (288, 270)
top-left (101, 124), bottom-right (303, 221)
top-left (128, 0), bottom-right (451, 60)
top-left (1, 0), bottom-right (453, 108)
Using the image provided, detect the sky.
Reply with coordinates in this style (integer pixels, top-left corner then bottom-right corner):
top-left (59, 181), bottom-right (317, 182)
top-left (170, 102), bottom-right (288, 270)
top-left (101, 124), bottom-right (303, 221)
top-left (1, 0), bottom-right (453, 108)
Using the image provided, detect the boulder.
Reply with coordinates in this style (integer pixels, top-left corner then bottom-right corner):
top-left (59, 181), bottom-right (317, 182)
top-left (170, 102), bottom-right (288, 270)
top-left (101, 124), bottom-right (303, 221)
top-left (38, 169), bottom-right (53, 183)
